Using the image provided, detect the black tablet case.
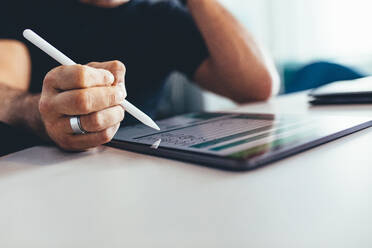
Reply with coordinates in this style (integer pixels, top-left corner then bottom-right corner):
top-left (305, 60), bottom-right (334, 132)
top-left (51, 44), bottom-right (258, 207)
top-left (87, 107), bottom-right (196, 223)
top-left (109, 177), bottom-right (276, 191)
top-left (309, 78), bottom-right (372, 105)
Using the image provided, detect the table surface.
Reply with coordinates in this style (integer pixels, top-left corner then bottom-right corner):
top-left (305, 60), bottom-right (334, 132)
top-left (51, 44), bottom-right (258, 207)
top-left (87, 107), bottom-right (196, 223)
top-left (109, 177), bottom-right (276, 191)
top-left (1, 92), bottom-right (372, 248)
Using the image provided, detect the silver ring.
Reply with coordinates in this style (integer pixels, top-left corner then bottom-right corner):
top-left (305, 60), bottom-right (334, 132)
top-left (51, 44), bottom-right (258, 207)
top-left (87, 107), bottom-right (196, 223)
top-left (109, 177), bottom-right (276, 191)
top-left (70, 116), bottom-right (87, 135)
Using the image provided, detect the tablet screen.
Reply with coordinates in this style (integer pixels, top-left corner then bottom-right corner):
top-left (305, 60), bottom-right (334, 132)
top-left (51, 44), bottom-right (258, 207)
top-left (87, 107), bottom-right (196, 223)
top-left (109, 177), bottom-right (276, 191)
top-left (112, 112), bottom-right (372, 170)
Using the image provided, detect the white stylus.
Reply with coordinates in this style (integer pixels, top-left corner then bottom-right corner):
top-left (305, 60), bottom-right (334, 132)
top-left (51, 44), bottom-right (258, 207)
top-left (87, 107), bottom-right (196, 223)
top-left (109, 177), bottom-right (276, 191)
top-left (23, 29), bottom-right (160, 131)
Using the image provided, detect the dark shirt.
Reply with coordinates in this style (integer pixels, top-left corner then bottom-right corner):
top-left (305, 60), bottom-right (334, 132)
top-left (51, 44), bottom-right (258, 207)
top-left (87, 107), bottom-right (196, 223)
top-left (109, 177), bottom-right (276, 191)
top-left (0, 0), bottom-right (208, 156)
top-left (0, 0), bottom-right (208, 119)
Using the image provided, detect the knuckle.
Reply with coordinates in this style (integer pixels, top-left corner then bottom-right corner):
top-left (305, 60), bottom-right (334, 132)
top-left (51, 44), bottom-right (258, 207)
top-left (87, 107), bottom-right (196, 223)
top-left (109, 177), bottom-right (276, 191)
top-left (102, 70), bottom-right (114, 84)
top-left (111, 60), bottom-right (122, 69)
top-left (38, 97), bottom-right (51, 114)
top-left (75, 65), bottom-right (88, 88)
top-left (43, 73), bottom-right (52, 86)
top-left (91, 112), bottom-right (105, 130)
top-left (75, 91), bottom-right (92, 113)
top-left (100, 129), bottom-right (114, 144)
top-left (43, 67), bottom-right (59, 86)
top-left (112, 60), bottom-right (126, 73)
top-left (109, 91), bottom-right (119, 105)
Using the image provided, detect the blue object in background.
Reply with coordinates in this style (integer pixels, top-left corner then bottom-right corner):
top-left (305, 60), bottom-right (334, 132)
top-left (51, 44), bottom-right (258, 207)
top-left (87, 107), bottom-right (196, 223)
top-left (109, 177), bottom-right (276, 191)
top-left (284, 61), bottom-right (365, 94)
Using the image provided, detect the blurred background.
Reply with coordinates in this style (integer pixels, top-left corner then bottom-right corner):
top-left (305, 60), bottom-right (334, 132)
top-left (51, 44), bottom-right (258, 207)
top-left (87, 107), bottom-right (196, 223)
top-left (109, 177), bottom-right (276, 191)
top-left (157, 0), bottom-right (372, 118)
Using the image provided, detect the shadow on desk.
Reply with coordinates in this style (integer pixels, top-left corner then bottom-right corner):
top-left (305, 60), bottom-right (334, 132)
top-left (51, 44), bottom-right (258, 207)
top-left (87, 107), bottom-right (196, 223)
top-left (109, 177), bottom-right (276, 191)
top-left (0, 122), bottom-right (44, 157)
top-left (0, 122), bottom-right (99, 178)
top-left (0, 146), bottom-right (107, 178)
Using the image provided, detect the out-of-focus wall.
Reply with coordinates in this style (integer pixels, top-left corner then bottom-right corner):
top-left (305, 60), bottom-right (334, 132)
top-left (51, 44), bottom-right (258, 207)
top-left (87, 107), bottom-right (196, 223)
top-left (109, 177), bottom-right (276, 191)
top-left (161, 0), bottom-right (372, 115)
top-left (220, 0), bottom-right (372, 69)
top-left (202, 0), bottom-right (372, 111)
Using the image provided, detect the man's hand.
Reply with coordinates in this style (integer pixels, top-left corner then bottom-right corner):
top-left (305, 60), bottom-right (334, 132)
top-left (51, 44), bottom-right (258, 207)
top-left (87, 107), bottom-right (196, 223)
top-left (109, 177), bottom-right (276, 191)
top-left (39, 61), bottom-right (127, 151)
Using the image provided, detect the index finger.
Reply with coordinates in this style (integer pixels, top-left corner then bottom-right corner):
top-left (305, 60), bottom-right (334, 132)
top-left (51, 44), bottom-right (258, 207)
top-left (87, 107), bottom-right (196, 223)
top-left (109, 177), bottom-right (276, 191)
top-left (44, 64), bottom-right (115, 91)
top-left (87, 61), bottom-right (126, 86)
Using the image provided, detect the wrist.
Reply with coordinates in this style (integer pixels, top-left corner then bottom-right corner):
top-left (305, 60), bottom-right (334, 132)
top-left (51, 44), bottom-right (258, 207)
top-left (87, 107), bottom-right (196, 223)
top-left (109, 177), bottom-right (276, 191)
top-left (0, 84), bottom-right (26, 124)
top-left (23, 94), bottom-right (49, 140)
top-left (13, 93), bottom-right (49, 141)
top-left (0, 83), bottom-right (49, 142)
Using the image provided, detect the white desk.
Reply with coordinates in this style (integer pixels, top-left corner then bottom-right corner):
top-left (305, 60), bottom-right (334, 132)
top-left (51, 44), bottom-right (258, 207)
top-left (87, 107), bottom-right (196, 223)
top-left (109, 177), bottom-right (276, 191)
top-left (1, 93), bottom-right (372, 248)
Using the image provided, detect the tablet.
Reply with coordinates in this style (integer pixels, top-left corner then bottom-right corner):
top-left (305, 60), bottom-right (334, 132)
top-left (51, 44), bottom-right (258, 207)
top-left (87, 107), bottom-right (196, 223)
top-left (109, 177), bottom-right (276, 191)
top-left (309, 77), bottom-right (372, 105)
top-left (110, 112), bottom-right (372, 171)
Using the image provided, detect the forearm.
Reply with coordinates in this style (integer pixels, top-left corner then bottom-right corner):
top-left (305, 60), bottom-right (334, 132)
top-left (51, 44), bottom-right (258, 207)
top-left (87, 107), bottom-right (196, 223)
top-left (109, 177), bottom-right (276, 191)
top-left (0, 83), bottom-right (47, 140)
top-left (187, 0), bottom-right (279, 101)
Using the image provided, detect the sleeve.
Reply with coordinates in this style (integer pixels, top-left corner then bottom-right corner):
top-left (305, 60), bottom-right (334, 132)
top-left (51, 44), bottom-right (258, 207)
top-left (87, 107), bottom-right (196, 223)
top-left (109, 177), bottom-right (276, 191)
top-left (137, 0), bottom-right (209, 79)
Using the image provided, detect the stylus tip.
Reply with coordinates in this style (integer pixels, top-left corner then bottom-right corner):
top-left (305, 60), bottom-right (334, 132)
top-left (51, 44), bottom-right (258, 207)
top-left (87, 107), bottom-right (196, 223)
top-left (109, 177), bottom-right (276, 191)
top-left (145, 118), bottom-right (161, 131)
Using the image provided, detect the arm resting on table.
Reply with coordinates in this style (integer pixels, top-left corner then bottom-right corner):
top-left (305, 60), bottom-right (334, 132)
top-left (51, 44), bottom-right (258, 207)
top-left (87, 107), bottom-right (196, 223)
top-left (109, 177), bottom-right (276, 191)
top-left (188, 0), bottom-right (280, 103)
